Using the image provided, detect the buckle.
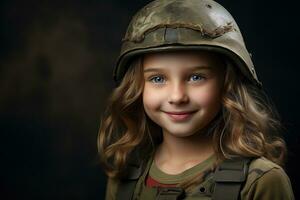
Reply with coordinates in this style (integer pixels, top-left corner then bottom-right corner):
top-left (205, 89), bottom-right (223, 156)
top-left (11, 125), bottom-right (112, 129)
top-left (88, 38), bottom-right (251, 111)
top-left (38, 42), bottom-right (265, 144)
top-left (156, 187), bottom-right (185, 200)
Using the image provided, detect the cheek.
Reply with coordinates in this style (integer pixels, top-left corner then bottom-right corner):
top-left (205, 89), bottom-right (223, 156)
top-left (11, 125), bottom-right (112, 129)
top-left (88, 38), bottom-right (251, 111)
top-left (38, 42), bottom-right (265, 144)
top-left (191, 83), bottom-right (222, 107)
top-left (143, 85), bottom-right (161, 111)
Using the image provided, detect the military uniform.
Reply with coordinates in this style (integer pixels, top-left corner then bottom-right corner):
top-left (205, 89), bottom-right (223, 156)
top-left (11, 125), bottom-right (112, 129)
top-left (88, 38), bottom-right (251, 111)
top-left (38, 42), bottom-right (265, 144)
top-left (105, 155), bottom-right (294, 200)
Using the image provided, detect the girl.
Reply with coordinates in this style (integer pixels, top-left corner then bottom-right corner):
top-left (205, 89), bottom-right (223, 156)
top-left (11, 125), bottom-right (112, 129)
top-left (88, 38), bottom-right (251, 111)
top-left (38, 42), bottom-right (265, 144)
top-left (98, 0), bottom-right (294, 199)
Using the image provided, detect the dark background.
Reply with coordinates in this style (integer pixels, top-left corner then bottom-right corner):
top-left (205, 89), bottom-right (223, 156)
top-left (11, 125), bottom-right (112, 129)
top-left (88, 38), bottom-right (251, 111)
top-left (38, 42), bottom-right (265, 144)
top-left (0, 0), bottom-right (299, 199)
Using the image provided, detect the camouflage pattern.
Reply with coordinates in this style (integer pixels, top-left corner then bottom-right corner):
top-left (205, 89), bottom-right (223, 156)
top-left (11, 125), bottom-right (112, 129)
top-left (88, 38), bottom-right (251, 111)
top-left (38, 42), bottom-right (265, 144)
top-left (113, 0), bottom-right (261, 86)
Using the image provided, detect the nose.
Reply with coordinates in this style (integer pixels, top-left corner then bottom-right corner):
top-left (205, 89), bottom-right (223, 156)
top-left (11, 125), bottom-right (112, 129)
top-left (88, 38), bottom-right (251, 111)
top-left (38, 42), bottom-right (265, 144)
top-left (168, 82), bottom-right (189, 105)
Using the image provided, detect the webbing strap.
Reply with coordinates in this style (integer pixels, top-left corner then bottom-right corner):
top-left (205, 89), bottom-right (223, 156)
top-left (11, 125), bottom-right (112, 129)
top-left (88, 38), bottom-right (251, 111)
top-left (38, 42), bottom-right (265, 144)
top-left (117, 179), bottom-right (139, 200)
top-left (116, 164), bottom-right (143, 200)
top-left (156, 187), bottom-right (185, 200)
top-left (212, 158), bottom-right (251, 200)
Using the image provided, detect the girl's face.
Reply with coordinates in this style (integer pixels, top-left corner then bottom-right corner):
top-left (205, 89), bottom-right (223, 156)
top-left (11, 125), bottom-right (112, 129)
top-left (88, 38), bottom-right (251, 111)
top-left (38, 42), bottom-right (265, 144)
top-left (142, 51), bottom-right (225, 138)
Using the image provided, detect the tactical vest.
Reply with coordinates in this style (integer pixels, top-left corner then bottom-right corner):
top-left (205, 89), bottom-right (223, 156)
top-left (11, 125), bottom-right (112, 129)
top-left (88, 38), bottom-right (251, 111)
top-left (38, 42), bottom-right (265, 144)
top-left (116, 157), bottom-right (252, 200)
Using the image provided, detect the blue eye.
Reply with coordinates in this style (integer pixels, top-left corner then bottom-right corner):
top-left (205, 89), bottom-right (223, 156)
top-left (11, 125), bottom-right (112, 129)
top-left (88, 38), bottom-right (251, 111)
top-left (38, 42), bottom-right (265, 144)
top-left (189, 74), bottom-right (204, 82)
top-left (149, 76), bottom-right (165, 83)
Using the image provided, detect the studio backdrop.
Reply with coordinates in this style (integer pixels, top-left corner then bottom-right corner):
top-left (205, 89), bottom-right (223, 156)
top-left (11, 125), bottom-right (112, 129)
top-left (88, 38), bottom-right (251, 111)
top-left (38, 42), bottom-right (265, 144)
top-left (0, 0), bottom-right (299, 199)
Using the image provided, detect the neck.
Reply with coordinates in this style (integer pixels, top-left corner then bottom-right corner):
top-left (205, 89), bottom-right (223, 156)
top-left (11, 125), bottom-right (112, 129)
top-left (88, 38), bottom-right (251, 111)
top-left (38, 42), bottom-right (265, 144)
top-left (155, 129), bottom-right (215, 167)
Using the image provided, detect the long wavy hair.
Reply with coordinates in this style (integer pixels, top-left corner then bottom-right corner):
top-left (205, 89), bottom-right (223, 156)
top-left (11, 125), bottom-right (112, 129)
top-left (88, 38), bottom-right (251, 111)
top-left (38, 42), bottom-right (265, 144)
top-left (98, 53), bottom-right (286, 183)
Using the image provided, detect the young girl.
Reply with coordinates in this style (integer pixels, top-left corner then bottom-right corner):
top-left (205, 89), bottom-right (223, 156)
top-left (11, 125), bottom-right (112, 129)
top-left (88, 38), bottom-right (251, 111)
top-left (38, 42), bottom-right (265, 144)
top-left (98, 0), bottom-right (294, 199)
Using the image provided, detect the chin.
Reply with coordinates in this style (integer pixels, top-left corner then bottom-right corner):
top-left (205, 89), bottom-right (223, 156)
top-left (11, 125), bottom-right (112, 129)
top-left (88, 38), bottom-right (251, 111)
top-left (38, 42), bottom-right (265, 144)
top-left (163, 126), bottom-right (203, 138)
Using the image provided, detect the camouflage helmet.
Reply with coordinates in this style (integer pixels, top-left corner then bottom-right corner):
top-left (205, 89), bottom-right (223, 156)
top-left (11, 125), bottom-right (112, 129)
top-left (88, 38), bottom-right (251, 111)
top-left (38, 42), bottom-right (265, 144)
top-left (113, 0), bottom-right (261, 86)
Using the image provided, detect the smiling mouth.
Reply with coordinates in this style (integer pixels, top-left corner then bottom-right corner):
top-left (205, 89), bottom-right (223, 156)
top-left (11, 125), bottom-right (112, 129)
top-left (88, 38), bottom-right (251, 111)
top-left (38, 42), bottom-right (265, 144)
top-left (164, 111), bottom-right (197, 121)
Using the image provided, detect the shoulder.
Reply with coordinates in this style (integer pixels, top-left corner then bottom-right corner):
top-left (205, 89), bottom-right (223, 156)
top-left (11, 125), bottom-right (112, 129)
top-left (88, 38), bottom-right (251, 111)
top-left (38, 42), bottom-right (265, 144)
top-left (104, 156), bottom-right (153, 200)
top-left (241, 157), bottom-right (294, 200)
top-left (247, 156), bottom-right (282, 181)
top-left (246, 157), bottom-right (289, 186)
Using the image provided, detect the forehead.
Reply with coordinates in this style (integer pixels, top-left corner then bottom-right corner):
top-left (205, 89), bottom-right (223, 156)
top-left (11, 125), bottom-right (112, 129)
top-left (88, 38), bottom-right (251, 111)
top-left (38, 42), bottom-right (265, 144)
top-left (142, 51), bottom-right (224, 70)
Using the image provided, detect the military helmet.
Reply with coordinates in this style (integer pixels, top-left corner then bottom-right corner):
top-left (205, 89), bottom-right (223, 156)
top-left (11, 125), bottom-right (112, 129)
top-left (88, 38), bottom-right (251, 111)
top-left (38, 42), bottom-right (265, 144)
top-left (113, 0), bottom-right (261, 86)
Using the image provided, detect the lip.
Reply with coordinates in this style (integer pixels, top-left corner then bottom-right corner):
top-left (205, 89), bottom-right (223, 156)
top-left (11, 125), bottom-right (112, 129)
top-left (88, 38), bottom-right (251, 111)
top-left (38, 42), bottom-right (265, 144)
top-left (164, 110), bottom-right (197, 121)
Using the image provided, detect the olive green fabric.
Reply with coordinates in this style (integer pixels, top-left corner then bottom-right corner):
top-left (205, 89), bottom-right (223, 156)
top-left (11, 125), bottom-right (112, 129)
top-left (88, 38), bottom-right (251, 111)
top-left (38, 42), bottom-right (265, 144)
top-left (149, 154), bottom-right (216, 185)
top-left (105, 156), bottom-right (294, 200)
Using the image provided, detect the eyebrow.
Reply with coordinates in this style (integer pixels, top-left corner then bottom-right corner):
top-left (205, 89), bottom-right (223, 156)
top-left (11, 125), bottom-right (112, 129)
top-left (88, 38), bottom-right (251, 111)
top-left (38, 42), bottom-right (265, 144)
top-left (143, 65), bottom-right (212, 73)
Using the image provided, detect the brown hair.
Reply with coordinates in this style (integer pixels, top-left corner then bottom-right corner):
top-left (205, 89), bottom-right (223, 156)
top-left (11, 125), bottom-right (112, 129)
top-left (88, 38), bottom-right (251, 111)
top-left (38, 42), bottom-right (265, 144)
top-left (98, 54), bottom-right (286, 185)
top-left (98, 57), bottom-right (161, 178)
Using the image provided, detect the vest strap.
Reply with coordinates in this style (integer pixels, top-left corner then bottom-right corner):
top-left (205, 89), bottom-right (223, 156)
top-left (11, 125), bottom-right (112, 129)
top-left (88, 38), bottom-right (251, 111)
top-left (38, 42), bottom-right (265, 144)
top-left (117, 179), bottom-right (139, 200)
top-left (116, 163), bottom-right (143, 200)
top-left (212, 158), bottom-right (251, 200)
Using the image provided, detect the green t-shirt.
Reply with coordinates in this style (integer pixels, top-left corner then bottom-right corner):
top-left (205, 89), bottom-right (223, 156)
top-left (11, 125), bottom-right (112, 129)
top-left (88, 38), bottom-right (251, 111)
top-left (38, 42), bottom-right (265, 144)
top-left (148, 154), bottom-right (216, 186)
